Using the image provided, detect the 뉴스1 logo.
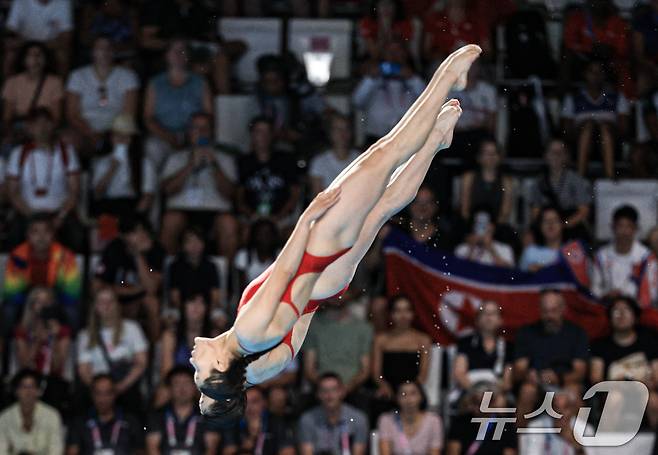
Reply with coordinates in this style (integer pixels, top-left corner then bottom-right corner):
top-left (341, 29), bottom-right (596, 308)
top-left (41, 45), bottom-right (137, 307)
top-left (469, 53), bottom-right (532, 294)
top-left (472, 381), bottom-right (649, 446)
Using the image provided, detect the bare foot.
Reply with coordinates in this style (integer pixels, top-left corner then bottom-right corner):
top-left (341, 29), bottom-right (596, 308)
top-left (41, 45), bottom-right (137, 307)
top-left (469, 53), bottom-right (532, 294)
top-left (438, 44), bottom-right (482, 91)
top-left (434, 99), bottom-right (462, 149)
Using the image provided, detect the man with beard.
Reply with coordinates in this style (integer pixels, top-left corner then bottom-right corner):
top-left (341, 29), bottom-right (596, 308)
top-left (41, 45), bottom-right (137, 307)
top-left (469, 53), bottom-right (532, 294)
top-left (513, 289), bottom-right (589, 426)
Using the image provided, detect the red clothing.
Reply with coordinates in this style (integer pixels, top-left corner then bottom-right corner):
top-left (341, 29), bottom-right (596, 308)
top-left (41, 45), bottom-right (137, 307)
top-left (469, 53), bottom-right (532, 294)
top-left (359, 16), bottom-right (413, 42)
top-left (14, 324), bottom-right (71, 376)
top-left (424, 10), bottom-right (489, 56)
top-left (563, 10), bottom-right (630, 58)
top-left (236, 248), bottom-right (351, 357)
top-left (29, 257), bottom-right (50, 286)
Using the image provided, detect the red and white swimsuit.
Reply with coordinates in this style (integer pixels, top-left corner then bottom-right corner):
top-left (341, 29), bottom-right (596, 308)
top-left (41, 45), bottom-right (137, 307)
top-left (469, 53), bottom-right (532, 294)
top-left (236, 248), bottom-right (351, 357)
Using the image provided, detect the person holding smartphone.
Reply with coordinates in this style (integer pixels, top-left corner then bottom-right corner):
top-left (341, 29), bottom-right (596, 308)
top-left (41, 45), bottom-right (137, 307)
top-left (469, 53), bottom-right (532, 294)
top-left (353, 38), bottom-right (425, 145)
top-left (160, 112), bottom-right (239, 258)
top-left (454, 210), bottom-right (515, 267)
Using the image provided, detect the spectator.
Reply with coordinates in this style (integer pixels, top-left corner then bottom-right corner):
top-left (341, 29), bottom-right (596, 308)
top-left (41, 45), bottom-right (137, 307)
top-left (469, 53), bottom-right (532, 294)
top-left (358, 0), bottom-right (413, 61)
top-left (254, 54), bottom-right (328, 152)
top-left (156, 294), bottom-right (212, 408)
top-left (446, 385), bottom-right (516, 455)
top-left (591, 297), bottom-right (657, 383)
top-left (144, 39), bottom-right (213, 170)
top-left (528, 139), bottom-right (592, 240)
top-left (91, 114), bottom-right (156, 221)
top-left (353, 39), bottom-right (425, 145)
top-left (6, 108), bottom-right (84, 251)
top-left (298, 373), bottom-right (369, 455)
top-left (520, 385), bottom-right (590, 455)
top-left (94, 216), bottom-right (165, 341)
top-left (513, 289), bottom-right (589, 425)
top-left (592, 205), bottom-right (650, 299)
top-left (13, 287), bottom-right (72, 413)
top-left (455, 210), bottom-right (515, 267)
top-left (2, 41), bottom-right (63, 148)
top-left (423, 0), bottom-right (491, 70)
top-left (309, 113), bottom-right (360, 197)
top-left (147, 367), bottom-right (220, 454)
top-left (160, 112), bottom-right (239, 258)
top-left (372, 295), bottom-right (431, 402)
top-left (459, 140), bottom-right (514, 227)
top-left (234, 219), bottom-right (281, 291)
top-left (377, 381), bottom-right (443, 455)
top-left (236, 117), bottom-right (303, 229)
top-left (303, 299), bottom-right (373, 409)
top-left (561, 60), bottom-right (630, 178)
top-left (591, 297), bottom-right (658, 428)
top-left (2, 213), bottom-right (81, 332)
top-left (140, 0), bottom-right (233, 93)
top-left (520, 206), bottom-right (566, 272)
top-left (399, 186), bottom-right (454, 250)
top-left (66, 374), bottom-right (145, 454)
top-left (81, 0), bottom-right (139, 59)
top-left (446, 61), bottom-right (496, 159)
top-left (66, 35), bottom-right (139, 157)
top-left (76, 287), bottom-right (148, 414)
top-left (4, 0), bottom-right (73, 75)
top-left (0, 369), bottom-right (64, 455)
top-left (223, 386), bottom-right (296, 455)
top-left (562, 0), bottom-right (630, 94)
top-left (167, 226), bottom-right (226, 325)
top-left (452, 301), bottom-right (512, 401)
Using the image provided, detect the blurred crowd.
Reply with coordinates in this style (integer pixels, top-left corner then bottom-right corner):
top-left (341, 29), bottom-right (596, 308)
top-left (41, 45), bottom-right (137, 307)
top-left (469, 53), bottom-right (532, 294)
top-left (2, 0), bottom-right (658, 454)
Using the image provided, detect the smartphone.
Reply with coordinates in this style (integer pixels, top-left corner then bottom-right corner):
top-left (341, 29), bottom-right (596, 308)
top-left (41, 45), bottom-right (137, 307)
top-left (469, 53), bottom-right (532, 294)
top-left (197, 137), bottom-right (211, 147)
top-left (473, 211), bottom-right (491, 236)
top-left (380, 61), bottom-right (401, 78)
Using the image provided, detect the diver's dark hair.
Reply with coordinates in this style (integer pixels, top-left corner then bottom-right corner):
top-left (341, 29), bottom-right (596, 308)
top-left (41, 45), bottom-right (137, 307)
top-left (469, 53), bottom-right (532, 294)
top-left (198, 353), bottom-right (262, 425)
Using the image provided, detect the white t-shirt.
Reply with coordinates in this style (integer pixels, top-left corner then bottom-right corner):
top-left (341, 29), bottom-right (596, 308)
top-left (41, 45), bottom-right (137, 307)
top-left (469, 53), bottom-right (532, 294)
top-left (76, 320), bottom-right (147, 374)
top-left (6, 142), bottom-right (79, 211)
top-left (352, 76), bottom-right (427, 137)
top-left (592, 240), bottom-right (650, 298)
top-left (455, 241), bottom-right (515, 266)
top-left (309, 149), bottom-right (360, 190)
top-left (234, 249), bottom-right (278, 283)
top-left (161, 149), bottom-right (237, 211)
top-left (92, 151), bottom-right (156, 199)
top-left (448, 80), bottom-right (497, 131)
top-left (6, 0), bottom-right (73, 42)
top-left (66, 65), bottom-right (139, 132)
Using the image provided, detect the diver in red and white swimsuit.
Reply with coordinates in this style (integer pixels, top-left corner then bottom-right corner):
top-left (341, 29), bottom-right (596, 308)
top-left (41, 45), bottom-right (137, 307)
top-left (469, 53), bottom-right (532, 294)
top-left (190, 44), bottom-right (482, 423)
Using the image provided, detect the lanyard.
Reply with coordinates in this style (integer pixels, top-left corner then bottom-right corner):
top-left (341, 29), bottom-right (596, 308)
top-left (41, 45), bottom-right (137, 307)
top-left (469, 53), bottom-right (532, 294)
top-left (29, 149), bottom-right (54, 195)
top-left (41, 334), bottom-right (54, 376)
top-left (89, 417), bottom-right (122, 449)
top-left (340, 423), bottom-right (350, 455)
top-left (166, 411), bottom-right (197, 448)
top-left (466, 419), bottom-right (491, 455)
top-left (394, 414), bottom-right (414, 455)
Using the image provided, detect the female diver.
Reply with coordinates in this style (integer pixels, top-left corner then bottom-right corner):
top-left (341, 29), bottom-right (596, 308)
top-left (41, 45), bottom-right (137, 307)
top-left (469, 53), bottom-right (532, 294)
top-left (190, 44), bottom-right (482, 422)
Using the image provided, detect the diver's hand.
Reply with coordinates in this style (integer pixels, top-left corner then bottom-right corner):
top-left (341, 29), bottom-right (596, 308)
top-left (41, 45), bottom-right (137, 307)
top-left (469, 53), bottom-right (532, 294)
top-left (302, 186), bottom-right (341, 223)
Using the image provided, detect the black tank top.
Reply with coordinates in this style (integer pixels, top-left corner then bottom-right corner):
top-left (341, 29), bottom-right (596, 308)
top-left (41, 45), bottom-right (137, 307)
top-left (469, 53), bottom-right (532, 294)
top-left (382, 351), bottom-right (421, 391)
